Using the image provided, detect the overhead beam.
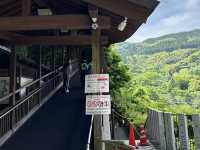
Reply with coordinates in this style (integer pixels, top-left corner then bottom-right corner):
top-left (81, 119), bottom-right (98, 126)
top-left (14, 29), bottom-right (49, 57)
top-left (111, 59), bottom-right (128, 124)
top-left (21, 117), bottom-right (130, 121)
top-left (0, 15), bottom-right (111, 31)
top-left (0, 32), bottom-right (108, 45)
top-left (82, 0), bottom-right (150, 21)
top-left (14, 35), bottom-right (108, 46)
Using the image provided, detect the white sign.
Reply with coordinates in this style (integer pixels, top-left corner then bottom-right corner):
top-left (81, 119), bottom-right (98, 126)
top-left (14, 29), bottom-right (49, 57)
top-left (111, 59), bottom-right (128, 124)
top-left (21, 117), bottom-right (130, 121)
top-left (86, 95), bottom-right (111, 115)
top-left (85, 74), bottom-right (109, 93)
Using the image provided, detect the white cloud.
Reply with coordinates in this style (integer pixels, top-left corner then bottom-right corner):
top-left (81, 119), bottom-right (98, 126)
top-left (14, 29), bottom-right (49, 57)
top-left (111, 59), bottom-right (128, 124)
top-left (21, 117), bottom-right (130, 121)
top-left (127, 0), bottom-right (200, 43)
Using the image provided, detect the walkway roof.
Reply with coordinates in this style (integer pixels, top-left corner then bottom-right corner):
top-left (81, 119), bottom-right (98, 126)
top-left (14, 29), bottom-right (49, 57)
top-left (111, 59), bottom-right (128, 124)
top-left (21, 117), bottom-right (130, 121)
top-left (0, 0), bottom-right (159, 45)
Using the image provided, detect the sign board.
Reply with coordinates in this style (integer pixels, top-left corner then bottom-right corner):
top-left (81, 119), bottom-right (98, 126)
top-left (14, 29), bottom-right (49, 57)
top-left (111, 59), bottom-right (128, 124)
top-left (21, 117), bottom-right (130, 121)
top-left (86, 95), bottom-right (111, 115)
top-left (85, 74), bottom-right (109, 93)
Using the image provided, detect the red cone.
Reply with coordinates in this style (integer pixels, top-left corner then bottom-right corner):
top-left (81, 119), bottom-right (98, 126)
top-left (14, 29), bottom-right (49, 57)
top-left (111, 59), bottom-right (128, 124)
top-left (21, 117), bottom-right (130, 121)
top-left (138, 124), bottom-right (149, 146)
top-left (129, 123), bottom-right (136, 146)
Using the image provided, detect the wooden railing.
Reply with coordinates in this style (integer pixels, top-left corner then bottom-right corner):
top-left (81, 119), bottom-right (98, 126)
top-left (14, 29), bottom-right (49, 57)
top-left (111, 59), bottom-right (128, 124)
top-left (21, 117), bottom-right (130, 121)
top-left (146, 109), bottom-right (200, 150)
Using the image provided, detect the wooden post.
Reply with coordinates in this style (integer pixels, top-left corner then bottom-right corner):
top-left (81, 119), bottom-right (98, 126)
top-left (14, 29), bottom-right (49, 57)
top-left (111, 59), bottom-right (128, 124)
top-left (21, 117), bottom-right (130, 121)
top-left (178, 114), bottom-right (189, 150)
top-left (9, 46), bottom-right (16, 106)
top-left (9, 46), bottom-right (16, 128)
top-left (192, 114), bottom-right (200, 149)
top-left (92, 29), bottom-right (102, 150)
top-left (157, 111), bottom-right (166, 150)
top-left (100, 46), bottom-right (111, 145)
top-left (53, 48), bottom-right (56, 87)
top-left (39, 46), bottom-right (42, 103)
top-left (22, 0), bottom-right (32, 16)
top-left (163, 112), bottom-right (176, 150)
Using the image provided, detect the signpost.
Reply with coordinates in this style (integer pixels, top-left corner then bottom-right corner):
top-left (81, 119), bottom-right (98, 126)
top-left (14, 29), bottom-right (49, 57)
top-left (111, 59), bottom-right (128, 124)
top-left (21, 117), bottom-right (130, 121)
top-left (85, 73), bottom-right (111, 150)
top-left (85, 74), bottom-right (111, 150)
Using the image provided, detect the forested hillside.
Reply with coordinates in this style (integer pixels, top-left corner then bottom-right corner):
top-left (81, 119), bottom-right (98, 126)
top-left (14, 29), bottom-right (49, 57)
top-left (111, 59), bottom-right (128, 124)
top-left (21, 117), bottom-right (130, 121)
top-left (111, 29), bottom-right (200, 124)
top-left (117, 29), bottom-right (200, 58)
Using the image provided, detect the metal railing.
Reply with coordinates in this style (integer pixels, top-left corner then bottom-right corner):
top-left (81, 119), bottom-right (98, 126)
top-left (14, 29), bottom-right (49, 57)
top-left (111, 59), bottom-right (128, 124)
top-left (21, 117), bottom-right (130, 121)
top-left (0, 66), bottom-right (63, 142)
top-left (0, 59), bottom-right (80, 145)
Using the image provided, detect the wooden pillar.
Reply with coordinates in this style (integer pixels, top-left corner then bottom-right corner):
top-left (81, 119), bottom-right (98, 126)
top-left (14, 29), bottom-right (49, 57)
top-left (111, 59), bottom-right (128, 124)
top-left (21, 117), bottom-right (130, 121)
top-left (9, 46), bottom-right (16, 106)
top-left (52, 47), bottom-right (56, 88)
top-left (100, 46), bottom-right (111, 144)
top-left (22, 0), bottom-right (32, 16)
top-left (92, 29), bottom-right (102, 150)
top-left (39, 46), bottom-right (42, 102)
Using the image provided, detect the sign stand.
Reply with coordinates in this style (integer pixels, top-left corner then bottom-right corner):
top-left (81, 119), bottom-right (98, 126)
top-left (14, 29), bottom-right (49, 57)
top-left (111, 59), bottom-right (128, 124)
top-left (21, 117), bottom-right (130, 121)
top-left (85, 74), bottom-right (111, 150)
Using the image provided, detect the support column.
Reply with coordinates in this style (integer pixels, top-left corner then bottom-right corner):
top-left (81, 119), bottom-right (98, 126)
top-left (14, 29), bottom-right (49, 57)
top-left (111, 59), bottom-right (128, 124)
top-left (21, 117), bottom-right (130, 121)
top-left (9, 46), bottom-right (16, 129)
top-left (100, 46), bottom-right (111, 144)
top-left (51, 47), bottom-right (56, 88)
top-left (92, 29), bottom-right (102, 150)
top-left (9, 46), bottom-right (16, 106)
top-left (39, 46), bottom-right (42, 103)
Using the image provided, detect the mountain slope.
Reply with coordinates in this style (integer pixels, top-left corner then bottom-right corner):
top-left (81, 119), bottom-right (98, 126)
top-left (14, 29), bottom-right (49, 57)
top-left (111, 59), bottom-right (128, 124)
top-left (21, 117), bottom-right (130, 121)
top-left (117, 29), bottom-right (200, 57)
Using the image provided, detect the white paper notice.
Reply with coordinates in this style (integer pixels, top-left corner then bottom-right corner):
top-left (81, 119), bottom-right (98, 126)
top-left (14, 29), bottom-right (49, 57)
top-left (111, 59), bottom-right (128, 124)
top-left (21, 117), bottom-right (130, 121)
top-left (85, 74), bottom-right (109, 93)
top-left (86, 95), bottom-right (111, 115)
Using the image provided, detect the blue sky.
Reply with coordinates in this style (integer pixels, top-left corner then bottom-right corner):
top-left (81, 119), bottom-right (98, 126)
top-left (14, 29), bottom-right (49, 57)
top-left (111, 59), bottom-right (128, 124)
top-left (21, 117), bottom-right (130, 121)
top-left (127, 0), bottom-right (200, 43)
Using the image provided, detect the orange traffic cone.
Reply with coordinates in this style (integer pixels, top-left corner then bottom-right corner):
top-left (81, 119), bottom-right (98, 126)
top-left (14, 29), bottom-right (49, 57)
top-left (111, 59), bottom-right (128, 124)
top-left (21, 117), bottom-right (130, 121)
top-left (129, 123), bottom-right (138, 149)
top-left (138, 124), bottom-right (149, 146)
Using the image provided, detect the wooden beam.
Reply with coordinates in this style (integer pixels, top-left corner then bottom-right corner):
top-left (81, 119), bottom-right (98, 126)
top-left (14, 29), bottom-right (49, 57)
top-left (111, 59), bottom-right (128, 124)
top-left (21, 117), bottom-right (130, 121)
top-left (0, 15), bottom-right (111, 31)
top-left (82, 0), bottom-right (150, 21)
top-left (22, 0), bottom-right (32, 16)
top-left (0, 32), bottom-right (108, 45)
top-left (18, 35), bottom-right (108, 45)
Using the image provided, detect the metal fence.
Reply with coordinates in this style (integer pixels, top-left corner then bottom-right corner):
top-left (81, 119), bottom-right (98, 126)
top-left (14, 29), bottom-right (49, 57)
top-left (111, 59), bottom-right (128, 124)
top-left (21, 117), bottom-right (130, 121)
top-left (146, 109), bottom-right (200, 150)
top-left (0, 59), bottom-right (80, 146)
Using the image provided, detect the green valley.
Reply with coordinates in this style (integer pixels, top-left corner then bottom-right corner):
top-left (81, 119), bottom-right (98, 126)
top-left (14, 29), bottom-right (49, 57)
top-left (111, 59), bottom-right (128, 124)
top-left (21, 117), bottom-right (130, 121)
top-left (108, 29), bottom-right (200, 124)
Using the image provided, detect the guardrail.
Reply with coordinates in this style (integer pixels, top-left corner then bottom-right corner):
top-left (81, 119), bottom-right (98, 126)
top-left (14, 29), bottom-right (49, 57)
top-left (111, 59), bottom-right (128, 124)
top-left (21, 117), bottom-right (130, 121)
top-left (146, 109), bottom-right (200, 150)
top-left (0, 59), bottom-right (80, 146)
top-left (0, 66), bottom-right (63, 145)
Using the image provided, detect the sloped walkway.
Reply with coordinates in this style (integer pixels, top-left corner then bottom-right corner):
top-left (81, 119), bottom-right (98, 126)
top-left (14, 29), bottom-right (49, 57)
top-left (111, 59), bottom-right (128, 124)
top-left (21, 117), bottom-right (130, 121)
top-left (1, 76), bottom-right (91, 150)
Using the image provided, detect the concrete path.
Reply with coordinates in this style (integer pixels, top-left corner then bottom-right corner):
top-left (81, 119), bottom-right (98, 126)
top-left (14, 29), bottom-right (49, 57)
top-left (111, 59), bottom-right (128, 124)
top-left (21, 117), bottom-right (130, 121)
top-left (1, 75), bottom-right (91, 150)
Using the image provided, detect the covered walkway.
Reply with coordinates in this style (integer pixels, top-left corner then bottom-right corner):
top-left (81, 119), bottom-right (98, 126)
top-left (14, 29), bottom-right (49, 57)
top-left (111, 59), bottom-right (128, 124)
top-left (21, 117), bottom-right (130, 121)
top-left (1, 75), bottom-right (91, 150)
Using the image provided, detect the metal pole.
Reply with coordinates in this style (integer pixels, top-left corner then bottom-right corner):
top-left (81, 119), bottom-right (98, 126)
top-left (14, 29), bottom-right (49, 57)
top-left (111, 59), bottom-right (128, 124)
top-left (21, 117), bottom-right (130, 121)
top-left (86, 115), bottom-right (94, 150)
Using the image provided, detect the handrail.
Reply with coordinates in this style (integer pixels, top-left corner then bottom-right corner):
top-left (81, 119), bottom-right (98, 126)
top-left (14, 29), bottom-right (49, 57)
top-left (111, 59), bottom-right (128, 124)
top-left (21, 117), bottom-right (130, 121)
top-left (0, 93), bottom-right (13, 103)
top-left (0, 65), bottom-right (63, 102)
top-left (0, 72), bottom-right (62, 119)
